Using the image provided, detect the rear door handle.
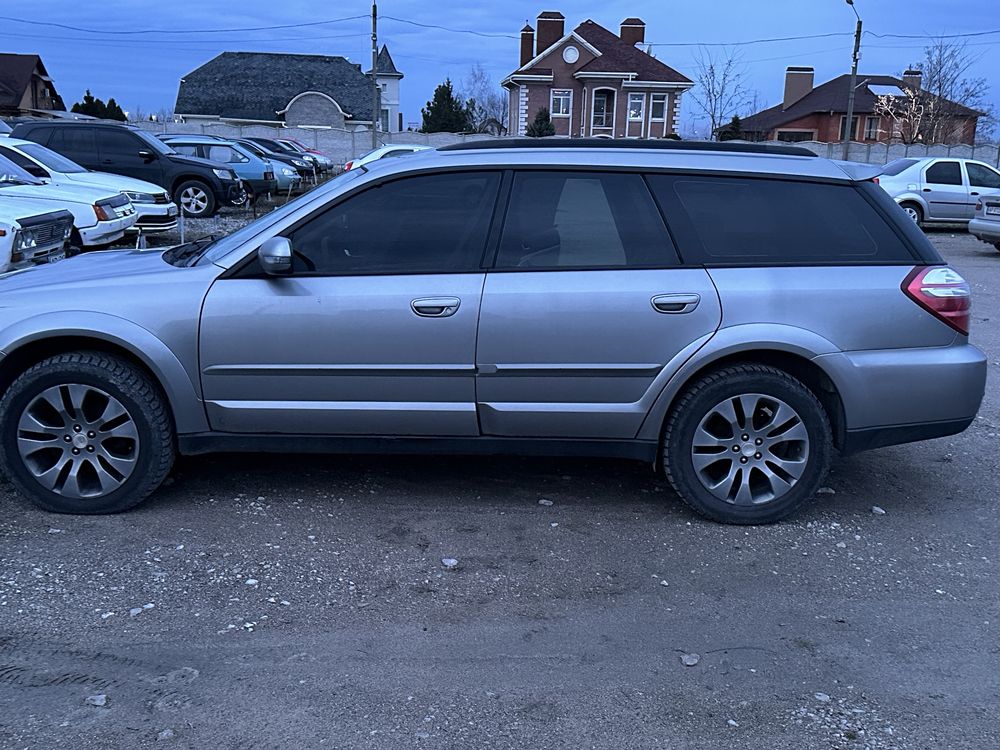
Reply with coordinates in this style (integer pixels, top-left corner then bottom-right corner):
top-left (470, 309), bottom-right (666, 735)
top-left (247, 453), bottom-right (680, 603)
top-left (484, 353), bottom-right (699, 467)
top-left (411, 297), bottom-right (461, 318)
top-left (970, 191), bottom-right (980, 196)
top-left (651, 293), bottom-right (701, 314)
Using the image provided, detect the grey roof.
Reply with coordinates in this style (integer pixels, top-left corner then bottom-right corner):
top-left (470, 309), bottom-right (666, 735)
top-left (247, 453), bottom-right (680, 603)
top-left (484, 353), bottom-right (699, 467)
top-left (367, 46), bottom-right (403, 79)
top-left (175, 52), bottom-right (377, 123)
top-left (741, 73), bottom-right (981, 133)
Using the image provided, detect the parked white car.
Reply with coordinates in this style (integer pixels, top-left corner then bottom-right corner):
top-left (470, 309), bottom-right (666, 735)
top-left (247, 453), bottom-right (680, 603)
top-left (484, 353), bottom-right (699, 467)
top-left (0, 137), bottom-right (177, 235)
top-left (0, 195), bottom-right (73, 271)
top-left (343, 144), bottom-right (430, 171)
top-left (876, 157), bottom-right (1000, 226)
top-left (0, 153), bottom-right (136, 250)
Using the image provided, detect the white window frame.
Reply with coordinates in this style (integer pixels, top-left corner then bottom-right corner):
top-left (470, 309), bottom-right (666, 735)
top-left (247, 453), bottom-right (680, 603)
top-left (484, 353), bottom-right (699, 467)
top-left (627, 92), bottom-right (645, 122)
top-left (550, 89), bottom-right (572, 118)
top-left (864, 116), bottom-right (880, 140)
top-left (591, 88), bottom-right (615, 131)
top-left (649, 94), bottom-right (667, 122)
top-left (839, 115), bottom-right (859, 141)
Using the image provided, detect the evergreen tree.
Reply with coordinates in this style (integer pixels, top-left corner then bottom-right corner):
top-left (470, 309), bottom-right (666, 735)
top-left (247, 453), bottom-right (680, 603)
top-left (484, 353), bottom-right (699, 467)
top-left (717, 114), bottom-right (743, 141)
top-left (525, 107), bottom-right (555, 137)
top-left (421, 78), bottom-right (472, 133)
top-left (70, 90), bottom-right (127, 121)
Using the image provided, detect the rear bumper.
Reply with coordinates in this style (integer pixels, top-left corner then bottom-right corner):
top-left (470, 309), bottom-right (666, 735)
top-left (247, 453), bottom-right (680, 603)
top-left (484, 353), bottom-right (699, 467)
top-left (815, 343), bottom-right (986, 450)
top-left (968, 217), bottom-right (1000, 244)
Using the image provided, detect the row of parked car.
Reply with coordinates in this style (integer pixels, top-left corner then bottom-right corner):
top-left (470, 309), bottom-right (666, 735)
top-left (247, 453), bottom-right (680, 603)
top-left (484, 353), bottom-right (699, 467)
top-left (0, 118), bottom-right (343, 274)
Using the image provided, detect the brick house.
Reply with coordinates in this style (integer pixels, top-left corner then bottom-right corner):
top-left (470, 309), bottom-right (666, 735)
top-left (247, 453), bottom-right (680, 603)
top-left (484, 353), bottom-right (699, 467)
top-left (176, 50), bottom-right (404, 132)
top-left (740, 67), bottom-right (980, 145)
top-left (0, 53), bottom-right (64, 117)
top-left (502, 12), bottom-right (693, 138)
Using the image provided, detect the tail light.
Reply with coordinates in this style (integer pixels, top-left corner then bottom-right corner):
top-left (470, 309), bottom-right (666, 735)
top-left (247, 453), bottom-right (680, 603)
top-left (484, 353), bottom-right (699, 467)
top-left (872, 176), bottom-right (880, 185)
top-left (976, 200), bottom-right (983, 211)
top-left (93, 204), bottom-right (113, 222)
top-left (902, 266), bottom-right (971, 335)
top-left (344, 161), bottom-right (353, 171)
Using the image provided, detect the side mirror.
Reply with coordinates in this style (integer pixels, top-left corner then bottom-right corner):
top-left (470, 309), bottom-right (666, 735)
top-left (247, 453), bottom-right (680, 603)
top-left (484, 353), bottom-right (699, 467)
top-left (137, 149), bottom-right (155, 163)
top-left (258, 236), bottom-right (293, 276)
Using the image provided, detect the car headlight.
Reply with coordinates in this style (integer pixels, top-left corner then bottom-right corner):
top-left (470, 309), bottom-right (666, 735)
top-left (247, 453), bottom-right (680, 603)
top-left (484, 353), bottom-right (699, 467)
top-left (15, 229), bottom-right (37, 251)
top-left (292, 159), bottom-right (309, 168)
top-left (280, 167), bottom-right (296, 176)
top-left (124, 191), bottom-right (156, 204)
top-left (213, 168), bottom-right (237, 180)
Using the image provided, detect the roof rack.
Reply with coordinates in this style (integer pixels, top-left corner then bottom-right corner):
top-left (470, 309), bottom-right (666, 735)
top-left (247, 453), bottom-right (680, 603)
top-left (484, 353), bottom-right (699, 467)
top-left (438, 138), bottom-right (817, 157)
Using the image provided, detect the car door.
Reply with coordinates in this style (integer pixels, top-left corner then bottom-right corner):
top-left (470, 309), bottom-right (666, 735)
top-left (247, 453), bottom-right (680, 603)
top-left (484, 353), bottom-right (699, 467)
top-left (921, 160), bottom-right (968, 221)
top-left (198, 170), bottom-right (501, 435)
top-left (965, 161), bottom-right (1000, 217)
top-left (475, 171), bottom-right (721, 439)
top-left (97, 129), bottom-right (163, 184)
top-left (45, 127), bottom-right (100, 170)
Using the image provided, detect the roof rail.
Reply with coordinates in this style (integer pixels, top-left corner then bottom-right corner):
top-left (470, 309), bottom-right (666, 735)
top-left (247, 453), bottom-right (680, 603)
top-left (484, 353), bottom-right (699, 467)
top-left (438, 138), bottom-right (818, 157)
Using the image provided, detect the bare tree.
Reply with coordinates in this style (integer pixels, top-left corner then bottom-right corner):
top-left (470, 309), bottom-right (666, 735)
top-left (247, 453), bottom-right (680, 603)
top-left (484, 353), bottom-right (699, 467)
top-left (873, 88), bottom-right (924, 144)
top-left (461, 63), bottom-right (508, 135)
top-left (690, 47), bottom-right (751, 139)
top-left (911, 39), bottom-right (991, 143)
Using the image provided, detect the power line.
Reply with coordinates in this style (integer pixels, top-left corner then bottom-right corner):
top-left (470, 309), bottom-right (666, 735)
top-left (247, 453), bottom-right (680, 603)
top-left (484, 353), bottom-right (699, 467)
top-left (865, 28), bottom-right (1000, 40)
top-left (0, 14), bottom-right (367, 35)
top-left (7, 30), bottom-right (370, 45)
top-left (380, 16), bottom-right (516, 39)
top-left (647, 32), bottom-right (854, 48)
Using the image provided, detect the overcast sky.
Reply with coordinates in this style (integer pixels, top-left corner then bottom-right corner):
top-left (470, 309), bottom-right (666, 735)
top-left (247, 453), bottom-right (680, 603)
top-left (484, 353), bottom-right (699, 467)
top-left (5, 0), bottom-right (999, 136)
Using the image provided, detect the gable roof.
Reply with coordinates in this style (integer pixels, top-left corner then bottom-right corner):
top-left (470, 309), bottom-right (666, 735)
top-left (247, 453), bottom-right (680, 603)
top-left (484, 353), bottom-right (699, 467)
top-left (367, 45), bottom-right (403, 79)
top-left (741, 73), bottom-right (981, 133)
top-left (0, 53), bottom-right (44, 108)
top-left (573, 21), bottom-right (691, 82)
top-left (175, 51), bottom-right (377, 123)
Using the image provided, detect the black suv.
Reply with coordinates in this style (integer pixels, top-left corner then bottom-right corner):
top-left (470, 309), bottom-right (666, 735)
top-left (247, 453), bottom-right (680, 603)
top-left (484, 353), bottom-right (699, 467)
top-left (10, 121), bottom-right (245, 218)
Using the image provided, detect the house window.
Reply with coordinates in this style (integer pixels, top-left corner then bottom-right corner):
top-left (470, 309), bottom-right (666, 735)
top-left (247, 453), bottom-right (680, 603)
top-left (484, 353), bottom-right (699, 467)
top-left (650, 94), bottom-right (667, 121)
top-left (776, 131), bottom-right (814, 143)
top-left (628, 93), bottom-right (645, 121)
top-left (839, 115), bottom-right (859, 140)
top-left (864, 116), bottom-right (880, 140)
top-left (380, 108), bottom-right (389, 132)
top-left (381, 83), bottom-right (387, 92)
top-left (551, 89), bottom-right (572, 117)
top-left (592, 90), bottom-right (614, 129)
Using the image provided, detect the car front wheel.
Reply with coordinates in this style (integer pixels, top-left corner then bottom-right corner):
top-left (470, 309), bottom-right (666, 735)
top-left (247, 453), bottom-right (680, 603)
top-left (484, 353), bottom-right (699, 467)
top-left (663, 364), bottom-right (832, 524)
top-left (174, 180), bottom-right (216, 218)
top-left (0, 352), bottom-right (174, 514)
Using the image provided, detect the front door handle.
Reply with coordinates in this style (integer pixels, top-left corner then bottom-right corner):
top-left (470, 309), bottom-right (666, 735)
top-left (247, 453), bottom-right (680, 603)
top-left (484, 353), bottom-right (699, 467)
top-left (651, 293), bottom-right (701, 314)
top-left (971, 191), bottom-right (980, 196)
top-left (411, 297), bottom-right (461, 318)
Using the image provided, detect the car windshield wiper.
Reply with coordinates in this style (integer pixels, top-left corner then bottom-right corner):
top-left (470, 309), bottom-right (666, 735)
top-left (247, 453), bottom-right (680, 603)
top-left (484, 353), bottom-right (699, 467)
top-left (162, 235), bottom-right (217, 266)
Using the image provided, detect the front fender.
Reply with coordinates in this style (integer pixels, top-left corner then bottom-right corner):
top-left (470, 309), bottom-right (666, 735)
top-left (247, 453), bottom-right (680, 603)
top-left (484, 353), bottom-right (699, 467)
top-left (635, 323), bottom-right (841, 441)
top-left (0, 311), bottom-right (208, 434)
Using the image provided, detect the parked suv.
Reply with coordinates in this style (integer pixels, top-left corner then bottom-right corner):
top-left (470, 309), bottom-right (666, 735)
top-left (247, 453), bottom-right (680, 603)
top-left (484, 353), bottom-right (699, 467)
top-left (0, 141), bottom-right (985, 523)
top-left (158, 136), bottom-right (277, 201)
top-left (10, 121), bottom-right (244, 218)
top-left (876, 156), bottom-right (1000, 226)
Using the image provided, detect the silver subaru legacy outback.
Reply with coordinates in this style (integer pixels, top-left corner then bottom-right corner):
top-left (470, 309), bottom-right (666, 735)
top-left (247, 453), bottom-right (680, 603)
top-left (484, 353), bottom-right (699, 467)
top-left (0, 140), bottom-right (986, 524)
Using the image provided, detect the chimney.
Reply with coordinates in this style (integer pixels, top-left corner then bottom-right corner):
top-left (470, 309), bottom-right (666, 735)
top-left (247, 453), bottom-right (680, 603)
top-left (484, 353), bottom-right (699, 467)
top-left (520, 24), bottom-right (535, 66)
top-left (783, 66), bottom-right (814, 109)
top-left (620, 17), bottom-right (645, 46)
top-left (536, 11), bottom-right (565, 55)
top-left (902, 69), bottom-right (922, 90)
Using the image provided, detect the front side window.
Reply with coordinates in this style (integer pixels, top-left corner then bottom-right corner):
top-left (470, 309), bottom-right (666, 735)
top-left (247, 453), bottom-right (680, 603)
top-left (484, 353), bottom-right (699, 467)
top-left (966, 163), bottom-right (1000, 190)
top-left (551, 89), bottom-right (572, 117)
top-left (100, 129), bottom-right (144, 156)
top-left (647, 175), bottom-right (914, 264)
top-left (925, 161), bottom-right (963, 186)
top-left (208, 145), bottom-right (248, 164)
top-left (650, 94), bottom-right (667, 121)
top-left (285, 171), bottom-right (500, 275)
top-left (171, 144), bottom-right (199, 157)
top-left (496, 172), bottom-right (677, 269)
top-left (628, 93), bottom-right (645, 121)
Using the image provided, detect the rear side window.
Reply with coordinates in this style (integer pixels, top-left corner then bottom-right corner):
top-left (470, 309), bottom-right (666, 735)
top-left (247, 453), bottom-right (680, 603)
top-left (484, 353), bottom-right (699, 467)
top-left (647, 175), bottom-right (916, 264)
top-left (880, 158), bottom-right (918, 176)
top-left (496, 171), bottom-right (678, 269)
top-left (925, 161), bottom-right (962, 186)
top-left (47, 127), bottom-right (97, 156)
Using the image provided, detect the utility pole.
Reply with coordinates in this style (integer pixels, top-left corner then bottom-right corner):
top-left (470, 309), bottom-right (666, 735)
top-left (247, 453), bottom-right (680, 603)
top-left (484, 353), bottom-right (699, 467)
top-left (371, 2), bottom-right (379, 150)
top-left (842, 0), bottom-right (863, 160)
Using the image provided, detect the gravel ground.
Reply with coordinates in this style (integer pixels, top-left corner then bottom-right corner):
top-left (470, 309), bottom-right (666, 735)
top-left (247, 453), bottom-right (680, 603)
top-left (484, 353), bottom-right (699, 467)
top-left (1, 231), bottom-right (998, 749)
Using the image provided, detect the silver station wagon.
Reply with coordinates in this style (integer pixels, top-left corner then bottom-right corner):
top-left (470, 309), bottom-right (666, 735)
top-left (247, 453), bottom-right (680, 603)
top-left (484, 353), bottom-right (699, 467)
top-left (0, 140), bottom-right (986, 524)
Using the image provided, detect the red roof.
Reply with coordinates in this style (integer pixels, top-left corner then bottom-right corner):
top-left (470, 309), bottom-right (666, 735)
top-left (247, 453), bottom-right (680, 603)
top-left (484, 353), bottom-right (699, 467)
top-left (573, 20), bottom-right (691, 83)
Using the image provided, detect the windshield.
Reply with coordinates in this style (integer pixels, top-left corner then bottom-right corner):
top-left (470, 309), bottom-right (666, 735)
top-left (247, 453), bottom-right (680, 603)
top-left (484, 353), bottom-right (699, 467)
top-left (0, 120), bottom-right (11, 134)
top-left (196, 169), bottom-right (365, 265)
top-left (0, 153), bottom-right (43, 186)
top-left (19, 142), bottom-right (87, 173)
top-left (135, 130), bottom-right (175, 155)
top-left (239, 141), bottom-right (267, 158)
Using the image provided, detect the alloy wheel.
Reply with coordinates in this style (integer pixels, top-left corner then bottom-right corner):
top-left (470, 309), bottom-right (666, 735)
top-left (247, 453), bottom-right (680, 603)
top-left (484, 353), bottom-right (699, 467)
top-left (690, 393), bottom-right (809, 505)
top-left (16, 384), bottom-right (139, 499)
top-left (180, 186), bottom-right (209, 215)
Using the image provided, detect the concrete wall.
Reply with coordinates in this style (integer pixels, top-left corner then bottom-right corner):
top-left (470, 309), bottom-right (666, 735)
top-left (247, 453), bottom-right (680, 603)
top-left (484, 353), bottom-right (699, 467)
top-left (132, 120), bottom-right (498, 164)
top-left (784, 140), bottom-right (1000, 167)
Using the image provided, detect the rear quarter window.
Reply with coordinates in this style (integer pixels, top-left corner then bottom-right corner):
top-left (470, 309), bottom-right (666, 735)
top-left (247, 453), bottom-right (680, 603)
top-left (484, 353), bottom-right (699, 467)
top-left (647, 174), bottom-right (918, 265)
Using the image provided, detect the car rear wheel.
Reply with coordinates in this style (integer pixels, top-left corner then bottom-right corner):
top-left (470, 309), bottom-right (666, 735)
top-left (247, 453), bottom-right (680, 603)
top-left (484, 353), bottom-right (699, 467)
top-left (0, 352), bottom-right (174, 514)
top-left (174, 180), bottom-right (216, 218)
top-left (900, 202), bottom-right (923, 226)
top-left (663, 364), bottom-right (832, 524)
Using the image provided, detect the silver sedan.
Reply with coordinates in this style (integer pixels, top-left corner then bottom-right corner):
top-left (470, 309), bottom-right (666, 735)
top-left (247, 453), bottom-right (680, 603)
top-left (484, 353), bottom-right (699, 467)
top-left (876, 156), bottom-right (1000, 226)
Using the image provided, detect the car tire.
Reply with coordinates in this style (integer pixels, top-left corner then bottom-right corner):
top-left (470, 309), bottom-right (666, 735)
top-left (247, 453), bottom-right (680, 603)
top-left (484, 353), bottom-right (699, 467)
top-left (663, 364), bottom-right (832, 525)
top-left (0, 352), bottom-right (175, 514)
top-left (174, 180), bottom-right (216, 218)
top-left (900, 202), bottom-right (923, 227)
